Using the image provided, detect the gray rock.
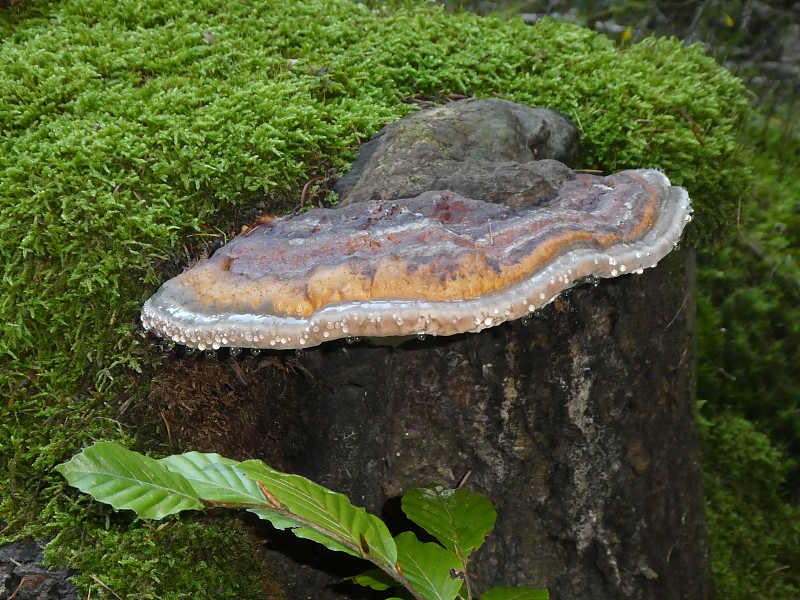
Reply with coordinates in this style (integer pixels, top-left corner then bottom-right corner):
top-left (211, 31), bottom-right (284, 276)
top-left (335, 97), bottom-right (580, 208)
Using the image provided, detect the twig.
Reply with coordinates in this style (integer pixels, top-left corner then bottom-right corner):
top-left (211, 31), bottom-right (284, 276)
top-left (299, 175), bottom-right (325, 210)
top-left (665, 295), bottom-right (688, 330)
top-left (159, 410), bottom-right (172, 445)
top-left (89, 575), bottom-right (123, 600)
top-left (676, 107), bottom-right (705, 145)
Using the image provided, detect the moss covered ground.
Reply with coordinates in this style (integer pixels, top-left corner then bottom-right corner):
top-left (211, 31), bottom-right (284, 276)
top-left (0, 0), bottom-right (766, 597)
top-left (697, 106), bottom-right (800, 597)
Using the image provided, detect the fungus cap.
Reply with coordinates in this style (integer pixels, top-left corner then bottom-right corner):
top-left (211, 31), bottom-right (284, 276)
top-left (141, 169), bottom-right (691, 351)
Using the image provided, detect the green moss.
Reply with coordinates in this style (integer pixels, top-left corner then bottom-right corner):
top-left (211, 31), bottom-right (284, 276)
top-left (0, 0), bottom-right (752, 596)
top-left (697, 108), bottom-right (800, 469)
top-left (43, 513), bottom-right (282, 600)
top-left (700, 412), bottom-right (800, 599)
top-left (696, 106), bottom-right (800, 599)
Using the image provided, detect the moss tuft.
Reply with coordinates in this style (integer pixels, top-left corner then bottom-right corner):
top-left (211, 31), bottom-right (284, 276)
top-left (43, 513), bottom-right (283, 600)
top-left (700, 413), bottom-right (800, 599)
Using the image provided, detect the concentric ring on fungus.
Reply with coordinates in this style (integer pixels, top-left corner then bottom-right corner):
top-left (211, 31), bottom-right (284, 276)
top-left (141, 169), bottom-right (691, 351)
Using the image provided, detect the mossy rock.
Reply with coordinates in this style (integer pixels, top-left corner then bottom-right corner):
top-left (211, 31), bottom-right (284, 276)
top-left (0, 0), bottom-right (751, 597)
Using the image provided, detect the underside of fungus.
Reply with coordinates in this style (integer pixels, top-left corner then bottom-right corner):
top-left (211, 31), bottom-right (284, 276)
top-left (141, 169), bottom-right (691, 351)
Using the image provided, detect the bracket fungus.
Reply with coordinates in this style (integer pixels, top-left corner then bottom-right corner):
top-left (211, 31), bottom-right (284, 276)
top-left (141, 169), bottom-right (691, 351)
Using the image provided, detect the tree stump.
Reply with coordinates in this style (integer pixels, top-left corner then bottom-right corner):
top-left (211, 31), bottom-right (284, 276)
top-left (144, 248), bottom-right (708, 599)
top-left (141, 99), bottom-right (711, 599)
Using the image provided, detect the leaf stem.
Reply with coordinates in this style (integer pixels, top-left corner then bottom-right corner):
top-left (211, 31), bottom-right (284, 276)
top-left (455, 547), bottom-right (472, 600)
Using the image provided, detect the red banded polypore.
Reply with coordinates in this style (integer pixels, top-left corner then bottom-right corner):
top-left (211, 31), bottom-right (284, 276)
top-left (141, 169), bottom-right (691, 351)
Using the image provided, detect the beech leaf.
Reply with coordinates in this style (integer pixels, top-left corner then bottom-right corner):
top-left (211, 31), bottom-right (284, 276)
top-left (56, 441), bottom-right (204, 519)
top-left (394, 531), bottom-right (463, 600)
top-left (345, 568), bottom-right (396, 591)
top-left (402, 484), bottom-right (496, 562)
top-left (481, 587), bottom-right (550, 600)
top-left (238, 459), bottom-right (397, 567)
top-left (158, 451), bottom-right (265, 505)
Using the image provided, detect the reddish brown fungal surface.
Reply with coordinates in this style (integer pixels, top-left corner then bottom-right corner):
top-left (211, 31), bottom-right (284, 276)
top-left (141, 169), bottom-right (691, 350)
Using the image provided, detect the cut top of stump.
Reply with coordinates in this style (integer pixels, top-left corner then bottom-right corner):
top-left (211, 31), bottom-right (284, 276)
top-left (141, 169), bottom-right (691, 350)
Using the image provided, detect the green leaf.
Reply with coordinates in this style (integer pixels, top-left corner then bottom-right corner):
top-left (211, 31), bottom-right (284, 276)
top-left (286, 522), bottom-right (365, 557)
top-left (346, 568), bottom-right (395, 591)
top-left (402, 484), bottom-right (496, 561)
top-left (238, 460), bottom-right (397, 567)
top-left (481, 587), bottom-right (550, 600)
top-left (394, 531), bottom-right (463, 600)
top-left (56, 441), bottom-right (204, 519)
top-left (158, 451), bottom-right (265, 505)
top-left (247, 509), bottom-right (359, 557)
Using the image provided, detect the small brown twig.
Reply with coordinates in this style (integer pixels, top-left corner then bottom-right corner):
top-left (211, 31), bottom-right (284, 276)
top-left (89, 575), bottom-right (123, 600)
top-left (159, 409), bottom-right (172, 445)
top-left (299, 175), bottom-right (326, 210)
top-left (676, 107), bottom-right (706, 145)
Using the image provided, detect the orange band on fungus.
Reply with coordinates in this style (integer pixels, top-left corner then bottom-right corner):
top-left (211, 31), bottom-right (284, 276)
top-left (141, 169), bottom-right (691, 350)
